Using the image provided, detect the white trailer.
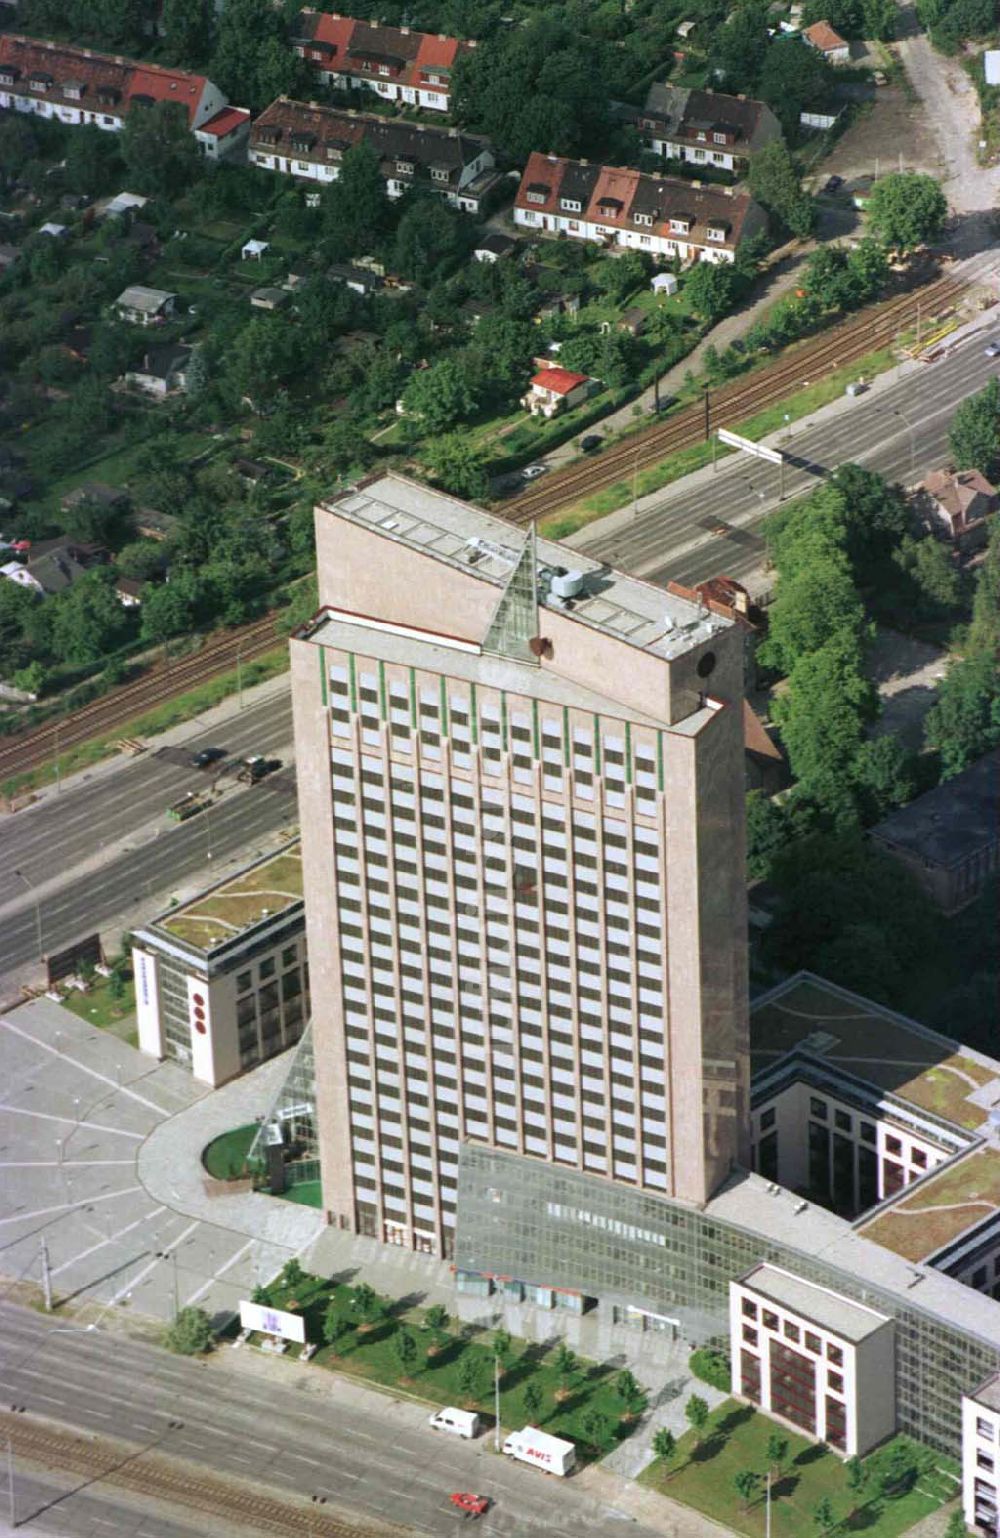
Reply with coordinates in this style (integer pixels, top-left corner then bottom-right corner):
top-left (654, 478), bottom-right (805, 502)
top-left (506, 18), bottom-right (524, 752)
top-left (502, 1426), bottom-right (576, 1477)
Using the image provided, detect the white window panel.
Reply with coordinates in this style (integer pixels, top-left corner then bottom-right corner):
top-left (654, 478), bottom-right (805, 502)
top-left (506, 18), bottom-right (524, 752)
top-left (352, 1137), bottom-right (376, 1155)
top-left (466, 1120), bottom-right (490, 1138)
top-left (354, 1185), bottom-right (377, 1202)
top-left (353, 1160), bottom-right (377, 1181)
top-left (525, 1134), bottom-right (548, 1155)
top-left (580, 1025), bottom-right (604, 1045)
top-left (523, 1083), bottom-right (546, 1105)
top-left (614, 1162), bottom-right (637, 1180)
top-left (524, 1109), bottom-right (548, 1130)
top-left (552, 1092), bottom-right (577, 1112)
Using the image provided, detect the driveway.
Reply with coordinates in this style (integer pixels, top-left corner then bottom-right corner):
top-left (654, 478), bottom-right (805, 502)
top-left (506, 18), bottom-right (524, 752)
top-left (893, 0), bottom-right (1000, 251)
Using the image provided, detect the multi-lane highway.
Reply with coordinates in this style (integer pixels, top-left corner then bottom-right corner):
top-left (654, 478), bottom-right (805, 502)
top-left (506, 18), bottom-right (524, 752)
top-left (577, 279), bottom-right (1000, 587)
top-left (0, 1303), bottom-right (672, 1538)
top-left (0, 688), bottom-right (296, 987)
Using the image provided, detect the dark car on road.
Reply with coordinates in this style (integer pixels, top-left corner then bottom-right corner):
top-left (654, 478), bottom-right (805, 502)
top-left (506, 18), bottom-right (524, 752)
top-left (190, 746), bottom-right (226, 770)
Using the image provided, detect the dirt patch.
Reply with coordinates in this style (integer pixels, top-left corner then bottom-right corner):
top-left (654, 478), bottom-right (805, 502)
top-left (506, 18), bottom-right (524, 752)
top-left (821, 86), bottom-right (942, 185)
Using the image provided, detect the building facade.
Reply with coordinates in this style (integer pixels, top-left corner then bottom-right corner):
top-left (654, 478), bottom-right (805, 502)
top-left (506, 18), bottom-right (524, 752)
top-left (0, 33), bottom-right (228, 136)
top-left (636, 84), bottom-right (783, 174)
top-left (291, 472), bottom-right (749, 1259)
top-left (249, 97), bottom-right (495, 212)
top-left (291, 10), bottom-right (476, 113)
top-left (133, 842), bottom-right (308, 1087)
top-left (513, 152), bottom-right (765, 264)
top-left (964, 1376), bottom-right (1000, 1534)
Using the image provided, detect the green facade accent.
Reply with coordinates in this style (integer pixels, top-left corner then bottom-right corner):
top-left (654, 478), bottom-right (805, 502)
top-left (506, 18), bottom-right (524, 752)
top-left (657, 732), bottom-right (664, 793)
top-left (348, 653), bottom-right (358, 713)
top-left (625, 722), bottom-right (632, 784)
top-left (378, 660), bottom-right (387, 721)
top-left (593, 716), bottom-right (601, 778)
top-left (319, 647), bottom-right (327, 706)
top-left (500, 692), bottom-right (508, 752)
top-left (409, 667), bottom-right (417, 727)
top-left (532, 700), bottom-right (540, 761)
top-left (440, 674), bottom-right (449, 736)
top-left (563, 706), bottom-right (571, 766)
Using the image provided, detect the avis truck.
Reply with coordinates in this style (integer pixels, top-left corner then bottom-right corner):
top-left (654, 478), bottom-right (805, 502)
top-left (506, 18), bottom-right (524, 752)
top-left (501, 1427), bottom-right (576, 1477)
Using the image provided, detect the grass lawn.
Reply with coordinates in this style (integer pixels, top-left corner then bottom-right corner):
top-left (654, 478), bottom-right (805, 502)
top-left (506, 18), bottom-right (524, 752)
top-left (60, 975), bottom-right (136, 1038)
top-left (538, 340), bottom-right (898, 540)
top-left (202, 1123), bottom-right (257, 1181)
top-left (641, 1400), bottom-right (958, 1537)
top-left (252, 1268), bottom-right (644, 1461)
top-left (277, 1180), bottom-right (323, 1207)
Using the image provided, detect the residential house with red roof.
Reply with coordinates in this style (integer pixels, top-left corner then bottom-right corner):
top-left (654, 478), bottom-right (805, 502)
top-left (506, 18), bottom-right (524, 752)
top-left (636, 84), bottom-right (783, 175)
top-left (802, 20), bottom-right (851, 63)
top-left (0, 33), bottom-right (232, 146)
top-left (194, 104), bottom-right (251, 161)
top-left (291, 10), bottom-right (476, 113)
top-left (248, 97), bottom-right (495, 212)
top-left (921, 468), bottom-right (998, 550)
top-left (513, 152), bottom-right (765, 264)
top-left (521, 365), bottom-right (592, 417)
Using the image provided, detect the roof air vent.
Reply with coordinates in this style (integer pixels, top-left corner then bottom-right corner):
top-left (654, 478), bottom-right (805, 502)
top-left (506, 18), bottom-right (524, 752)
top-left (550, 570), bottom-right (585, 600)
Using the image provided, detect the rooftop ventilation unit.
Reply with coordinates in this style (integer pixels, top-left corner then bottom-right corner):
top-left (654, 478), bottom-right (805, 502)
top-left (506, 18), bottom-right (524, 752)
top-left (550, 569), bottom-right (585, 600)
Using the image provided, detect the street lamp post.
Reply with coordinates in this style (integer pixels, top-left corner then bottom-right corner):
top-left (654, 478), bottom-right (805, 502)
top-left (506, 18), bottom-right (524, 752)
top-left (13, 868), bottom-right (42, 964)
top-left (702, 384), bottom-right (711, 442)
top-left (894, 406), bottom-right (916, 480)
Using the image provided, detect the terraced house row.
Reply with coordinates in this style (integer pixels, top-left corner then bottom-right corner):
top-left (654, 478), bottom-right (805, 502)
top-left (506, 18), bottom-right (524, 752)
top-left (513, 151), bottom-right (766, 264)
top-left (0, 33), bottom-right (249, 156)
top-left (247, 97), bottom-right (497, 213)
top-left (290, 9), bottom-right (476, 113)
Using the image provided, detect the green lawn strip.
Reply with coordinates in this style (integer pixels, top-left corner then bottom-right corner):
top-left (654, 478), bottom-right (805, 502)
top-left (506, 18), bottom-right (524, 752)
top-left (640, 1400), bottom-right (956, 1538)
top-left (59, 975), bottom-right (136, 1031)
top-left (538, 342), bottom-right (897, 540)
top-left (255, 1272), bottom-right (643, 1460)
top-left (277, 1180), bottom-right (323, 1208)
top-left (202, 1124), bottom-right (258, 1181)
top-left (0, 647), bottom-right (289, 801)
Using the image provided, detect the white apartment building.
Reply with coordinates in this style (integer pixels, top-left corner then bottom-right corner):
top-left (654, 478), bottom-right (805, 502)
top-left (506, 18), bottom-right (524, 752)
top-left (731, 1265), bottom-right (896, 1457)
top-left (964, 1376), bottom-right (1000, 1534)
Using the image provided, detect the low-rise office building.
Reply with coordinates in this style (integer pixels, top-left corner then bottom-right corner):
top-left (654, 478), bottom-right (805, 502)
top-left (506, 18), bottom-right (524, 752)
top-left (869, 748), bottom-right (999, 914)
top-left (964, 1375), bottom-right (1000, 1534)
top-left (133, 841), bottom-right (308, 1087)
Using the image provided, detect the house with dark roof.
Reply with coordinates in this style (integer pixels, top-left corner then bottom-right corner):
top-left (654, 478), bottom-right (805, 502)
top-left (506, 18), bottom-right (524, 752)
top-left (290, 10), bottom-right (476, 113)
top-left (920, 468), bottom-right (998, 550)
top-left (125, 343), bottom-right (194, 398)
top-left (636, 84), bottom-right (783, 174)
top-left (1, 536), bottom-right (107, 597)
top-left (114, 285), bottom-right (177, 326)
top-left (869, 749), bottom-right (999, 914)
top-left (249, 97), bottom-right (495, 212)
top-left (514, 151), bottom-right (765, 264)
top-left (0, 34), bottom-right (231, 140)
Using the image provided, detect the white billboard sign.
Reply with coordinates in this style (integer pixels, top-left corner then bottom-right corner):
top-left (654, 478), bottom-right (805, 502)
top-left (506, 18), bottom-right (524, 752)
top-left (717, 428), bottom-right (782, 465)
top-left (239, 1300), bottom-right (306, 1343)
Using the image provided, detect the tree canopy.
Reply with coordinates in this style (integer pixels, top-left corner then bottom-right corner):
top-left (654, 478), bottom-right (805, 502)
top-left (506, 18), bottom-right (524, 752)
top-left (866, 172), bottom-right (948, 250)
top-left (948, 377), bottom-right (1000, 481)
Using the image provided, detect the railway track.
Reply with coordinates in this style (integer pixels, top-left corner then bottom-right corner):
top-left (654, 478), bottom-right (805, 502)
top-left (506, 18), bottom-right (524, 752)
top-left (502, 271), bottom-right (966, 524)
top-left (3, 1412), bottom-right (405, 1538)
top-left (0, 613), bottom-right (283, 783)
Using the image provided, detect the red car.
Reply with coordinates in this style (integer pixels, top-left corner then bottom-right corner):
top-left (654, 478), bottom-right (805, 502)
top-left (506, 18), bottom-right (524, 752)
top-left (449, 1492), bottom-right (490, 1518)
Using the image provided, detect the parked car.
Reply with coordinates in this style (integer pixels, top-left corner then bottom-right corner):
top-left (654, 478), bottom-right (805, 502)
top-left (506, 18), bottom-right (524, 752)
top-left (429, 1408), bottom-right (480, 1439)
top-left (822, 175), bottom-right (844, 194)
top-left (190, 746), bottom-right (226, 769)
top-left (984, 339), bottom-right (1000, 358)
top-left (580, 434), bottom-right (603, 452)
top-left (648, 395), bottom-right (678, 414)
top-left (522, 463), bottom-right (548, 481)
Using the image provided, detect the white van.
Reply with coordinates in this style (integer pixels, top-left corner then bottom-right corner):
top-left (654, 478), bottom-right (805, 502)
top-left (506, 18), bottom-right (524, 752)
top-left (428, 1407), bottom-right (480, 1439)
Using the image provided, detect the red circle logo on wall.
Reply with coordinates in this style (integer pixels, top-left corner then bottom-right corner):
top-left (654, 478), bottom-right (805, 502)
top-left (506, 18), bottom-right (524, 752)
top-left (192, 993), bottom-right (205, 1007)
top-left (194, 1019), bottom-right (207, 1035)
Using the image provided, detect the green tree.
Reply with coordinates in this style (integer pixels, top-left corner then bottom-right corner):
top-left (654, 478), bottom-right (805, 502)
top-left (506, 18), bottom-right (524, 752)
top-left (0, 581), bottom-right (39, 677)
top-left (581, 1409), bottom-right (609, 1449)
top-left (652, 1427), bottom-right (676, 1462)
top-left (49, 570), bottom-right (132, 667)
top-left (320, 140), bottom-right (393, 259)
top-left (523, 1380), bottom-right (544, 1419)
top-left (164, 1305), bottom-right (214, 1354)
top-left (924, 651), bottom-right (1000, 776)
top-left (211, 0), bottom-right (306, 109)
top-left (350, 1281), bottom-right (382, 1324)
top-left (279, 1258), bottom-right (305, 1291)
top-left (616, 1368), bottom-right (641, 1408)
top-left (759, 531), bottom-right (866, 675)
top-left (323, 1301), bottom-right (350, 1348)
top-left (772, 634), bottom-right (877, 818)
top-left (139, 569), bottom-right (203, 644)
top-left (877, 1440), bottom-right (918, 1498)
top-left (748, 141), bottom-right (815, 236)
top-left (734, 1470), bottom-right (760, 1512)
top-left (862, 0), bottom-right (897, 38)
top-left (63, 125), bottom-right (123, 198)
top-left (492, 1328), bottom-right (513, 1368)
top-left (758, 37), bottom-right (833, 135)
top-left (251, 1284), bottom-right (270, 1305)
top-left (813, 1494), bottom-right (836, 1532)
top-left (161, 0), bottom-right (212, 65)
top-left (392, 195), bottom-right (470, 285)
top-left (852, 734), bottom-right (916, 823)
top-left (394, 1327), bottom-right (418, 1375)
top-left (684, 1395), bottom-right (710, 1444)
top-left (424, 1303), bottom-right (449, 1336)
top-left (403, 359), bottom-right (478, 434)
top-left (845, 1454), bottom-right (868, 1508)
top-left (0, 116), bottom-right (39, 188)
top-left (943, 1509), bottom-right (969, 1538)
top-left (121, 100), bottom-right (201, 199)
top-left (554, 1343), bottom-right (577, 1388)
top-left (766, 1431), bottom-right (789, 1474)
top-left (683, 260), bottom-right (737, 322)
top-left (948, 377), bottom-right (1000, 480)
top-left (714, 0), bottom-right (771, 90)
top-left (116, 541), bottom-right (166, 582)
top-left (867, 172), bottom-right (948, 250)
top-left (227, 315), bottom-right (301, 411)
top-left (423, 434), bottom-right (489, 502)
top-left (828, 463), bottom-right (910, 572)
top-left (457, 1350), bottom-right (483, 1399)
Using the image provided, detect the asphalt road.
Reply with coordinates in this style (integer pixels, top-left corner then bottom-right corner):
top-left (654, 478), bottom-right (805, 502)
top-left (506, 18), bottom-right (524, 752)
top-left (0, 1303), bottom-right (667, 1538)
top-left (0, 690), bottom-right (296, 986)
top-left (579, 294), bottom-right (1000, 587)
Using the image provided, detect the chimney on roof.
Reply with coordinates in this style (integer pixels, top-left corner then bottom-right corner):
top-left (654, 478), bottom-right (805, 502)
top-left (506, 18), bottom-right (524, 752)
top-left (737, 92), bottom-right (746, 99)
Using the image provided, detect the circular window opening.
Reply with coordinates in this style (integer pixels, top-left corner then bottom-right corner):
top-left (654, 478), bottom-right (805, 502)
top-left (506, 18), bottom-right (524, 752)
top-left (696, 651), bottom-right (717, 678)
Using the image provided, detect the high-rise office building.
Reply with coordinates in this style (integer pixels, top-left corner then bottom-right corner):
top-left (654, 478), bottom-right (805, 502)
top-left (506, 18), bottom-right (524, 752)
top-left (291, 473), bottom-right (749, 1258)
